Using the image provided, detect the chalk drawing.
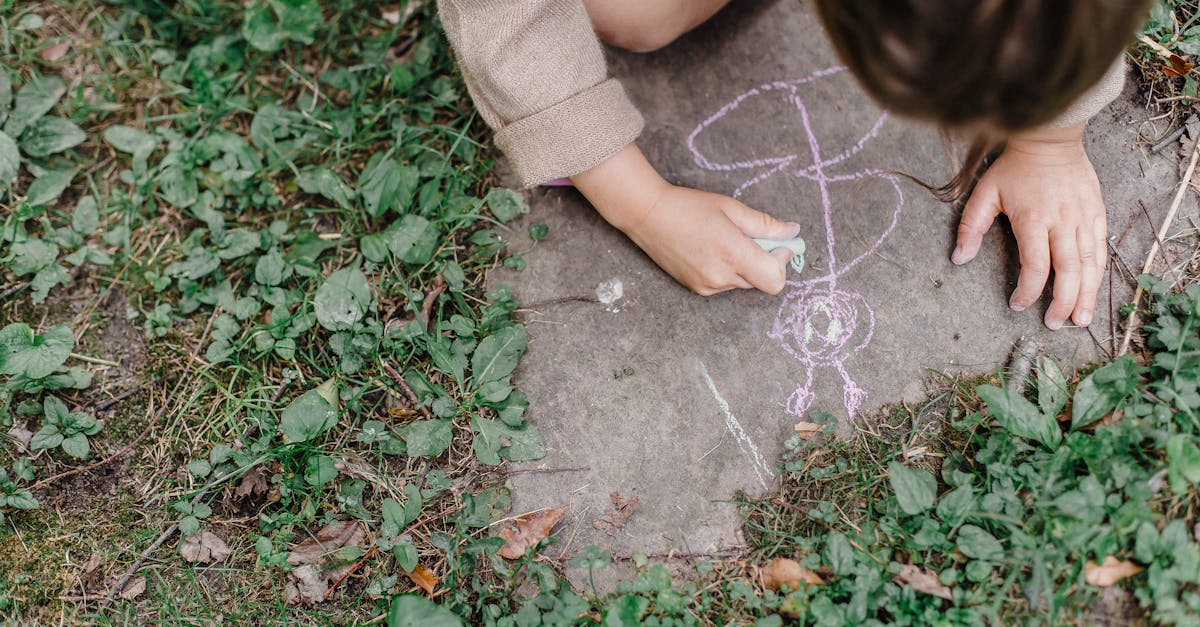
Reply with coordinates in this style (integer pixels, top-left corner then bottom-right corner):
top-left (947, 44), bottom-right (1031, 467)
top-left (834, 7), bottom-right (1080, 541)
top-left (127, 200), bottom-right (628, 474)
top-left (688, 67), bottom-right (904, 420)
top-left (595, 277), bottom-right (624, 313)
top-left (698, 360), bottom-right (774, 489)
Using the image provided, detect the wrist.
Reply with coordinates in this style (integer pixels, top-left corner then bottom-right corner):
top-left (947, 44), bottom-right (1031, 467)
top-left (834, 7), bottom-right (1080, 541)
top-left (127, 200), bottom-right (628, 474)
top-left (1006, 122), bottom-right (1086, 162)
top-left (570, 144), bottom-right (672, 233)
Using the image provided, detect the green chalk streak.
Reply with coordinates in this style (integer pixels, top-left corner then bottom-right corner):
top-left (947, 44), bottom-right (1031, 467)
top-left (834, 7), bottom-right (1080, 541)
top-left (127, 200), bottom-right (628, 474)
top-left (753, 236), bottom-right (806, 274)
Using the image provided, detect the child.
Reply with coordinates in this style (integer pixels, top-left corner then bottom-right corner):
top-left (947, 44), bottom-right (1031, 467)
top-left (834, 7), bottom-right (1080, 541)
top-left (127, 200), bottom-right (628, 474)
top-left (436, 0), bottom-right (1152, 330)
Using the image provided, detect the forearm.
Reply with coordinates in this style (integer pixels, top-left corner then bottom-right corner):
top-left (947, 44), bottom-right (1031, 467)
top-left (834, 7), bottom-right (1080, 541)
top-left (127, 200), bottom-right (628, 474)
top-left (569, 143), bottom-right (671, 234)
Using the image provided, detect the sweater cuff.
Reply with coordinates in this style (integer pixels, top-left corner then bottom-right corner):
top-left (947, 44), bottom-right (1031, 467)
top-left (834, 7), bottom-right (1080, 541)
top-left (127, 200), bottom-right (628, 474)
top-left (495, 78), bottom-right (645, 187)
top-left (1046, 58), bottom-right (1126, 128)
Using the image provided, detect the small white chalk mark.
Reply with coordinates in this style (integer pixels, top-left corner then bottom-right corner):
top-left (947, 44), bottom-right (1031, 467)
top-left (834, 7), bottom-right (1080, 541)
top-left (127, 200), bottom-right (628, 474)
top-left (697, 361), bottom-right (774, 490)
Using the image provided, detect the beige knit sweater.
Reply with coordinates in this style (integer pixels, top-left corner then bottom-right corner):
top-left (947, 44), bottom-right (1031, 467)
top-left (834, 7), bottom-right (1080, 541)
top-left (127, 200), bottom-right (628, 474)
top-left (437, 0), bottom-right (1125, 188)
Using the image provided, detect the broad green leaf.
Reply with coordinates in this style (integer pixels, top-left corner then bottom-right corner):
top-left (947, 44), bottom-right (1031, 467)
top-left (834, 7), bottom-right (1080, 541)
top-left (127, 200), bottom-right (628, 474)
top-left (1167, 434), bottom-right (1200, 495)
top-left (935, 483), bottom-right (975, 526)
top-left (0, 130), bottom-right (21, 190)
top-left (381, 498), bottom-right (405, 538)
top-left (956, 524), bottom-right (1003, 561)
top-left (470, 325), bottom-right (528, 388)
top-left (497, 422), bottom-right (545, 462)
top-left (29, 427), bottom-right (63, 451)
top-left (313, 267), bottom-right (371, 331)
top-left (103, 125), bottom-right (157, 174)
top-left (387, 215), bottom-right (440, 265)
top-left (0, 323), bottom-right (73, 379)
top-left (304, 454), bottom-right (338, 486)
top-left (5, 76), bottom-right (65, 137)
top-left (0, 71), bottom-right (11, 109)
top-left (178, 515), bottom-right (200, 537)
top-left (823, 532), bottom-right (855, 576)
top-left (280, 389), bottom-right (337, 443)
top-left (471, 417), bottom-right (502, 466)
top-left (7, 238), bottom-right (58, 275)
top-left (24, 169), bottom-right (73, 207)
top-left (977, 384), bottom-right (1061, 450)
top-left (392, 536), bottom-right (418, 573)
top-left (72, 196), bottom-right (99, 234)
top-left (1071, 356), bottom-right (1138, 431)
top-left (387, 594), bottom-right (463, 627)
top-left (243, 0), bottom-right (322, 52)
top-left (60, 433), bottom-right (90, 459)
top-left (888, 461), bottom-right (937, 515)
top-left (254, 248), bottom-right (291, 286)
top-left (400, 419), bottom-right (453, 457)
top-left (358, 158), bottom-right (418, 217)
top-left (5, 491), bottom-right (38, 510)
top-left (1036, 356), bottom-right (1068, 418)
top-left (295, 167), bottom-right (353, 209)
top-left (485, 188), bottom-right (529, 223)
top-left (19, 117), bottom-right (85, 157)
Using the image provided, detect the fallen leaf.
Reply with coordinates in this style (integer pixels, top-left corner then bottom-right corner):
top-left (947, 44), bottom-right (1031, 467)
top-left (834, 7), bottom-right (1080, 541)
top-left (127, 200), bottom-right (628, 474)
top-left (793, 422), bottom-right (822, 440)
top-left (403, 563), bottom-right (438, 596)
top-left (284, 521), bottom-right (367, 604)
top-left (1085, 556), bottom-right (1144, 587)
top-left (893, 564), bottom-right (952, 600)
top-left (234, 467), bottom-right (269, 498)
top-left (119, 576), bottom-right (146, 600)
top-left (40, 40), bottom-right (71, 62)
top-left (756, 557), bottom-right (823, 591)
top-left (592, 492), bottom-right (638, 536)
top-left (7, 424), bottom-right (33, 450)
top-left (287, 521), bottom-right (365, 566)
top-left (180, 531), bottom-right (233, 564)
top-left (82, 552), bottom-right (104, 591)
top-left (498, 506), bottom-right (567, 559)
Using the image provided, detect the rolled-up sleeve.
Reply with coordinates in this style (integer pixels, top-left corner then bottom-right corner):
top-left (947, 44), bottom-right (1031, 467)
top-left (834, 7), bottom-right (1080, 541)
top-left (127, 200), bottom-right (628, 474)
top-left (437, 0), bottom-right (644, 186)
top-left (1047, 57), bottom-right (1127, 128)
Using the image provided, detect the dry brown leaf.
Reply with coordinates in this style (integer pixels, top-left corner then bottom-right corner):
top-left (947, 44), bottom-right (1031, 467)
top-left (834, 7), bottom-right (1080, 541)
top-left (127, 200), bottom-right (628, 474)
top-left (793, 422), bottom-right (822, 440)
top-left (403, 563), bottom-right (439, 596)
top-left (119, 576), bottom-right (146, 600)
top-left (592, 492), bottom-right (638, 536)
top-left (1085, 556), bottom-right (1144, 587)
top-left (7, 424), bottom-right (33, 450)
top-left (82, 552), bottom-right (104, 591)
top-left (180, 531), bottom-right (233, 564)
top-left (234, 467), bottom-right (269, 498)
top-left (283, 521), bottom-right (367, 604)
top-left (893, 564), bottom-right (952, 600)
top-left (757, 557), bottom-right (823, 591)
top-left (40, 40), bottom-right (71, 62)
top-left (498, 506), bottom-right (567, 559)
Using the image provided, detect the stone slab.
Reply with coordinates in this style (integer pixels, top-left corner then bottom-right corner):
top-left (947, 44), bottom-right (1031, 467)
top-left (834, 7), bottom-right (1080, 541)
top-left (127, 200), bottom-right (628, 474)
top-left (489, 0), bottom-right (1199, 575)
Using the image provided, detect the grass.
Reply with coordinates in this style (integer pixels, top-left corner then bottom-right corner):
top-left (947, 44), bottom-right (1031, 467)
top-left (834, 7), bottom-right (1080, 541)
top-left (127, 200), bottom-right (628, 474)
top-left (2, 0), bottom-right (1200, 625)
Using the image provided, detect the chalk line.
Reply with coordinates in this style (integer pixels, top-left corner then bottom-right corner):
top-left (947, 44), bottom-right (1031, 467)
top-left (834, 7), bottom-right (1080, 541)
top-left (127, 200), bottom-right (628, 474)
top-left (697, 360), bottom-right (774, 490)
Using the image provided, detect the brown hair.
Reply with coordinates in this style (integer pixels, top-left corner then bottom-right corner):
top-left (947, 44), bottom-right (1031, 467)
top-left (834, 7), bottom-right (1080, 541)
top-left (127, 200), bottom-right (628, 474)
top-left (813, 0), bottom-right (1152, 201)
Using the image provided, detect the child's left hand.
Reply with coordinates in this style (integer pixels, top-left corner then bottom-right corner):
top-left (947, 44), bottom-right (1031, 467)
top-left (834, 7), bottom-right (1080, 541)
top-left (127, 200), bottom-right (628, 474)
top-left (950, 122), bottom-right (1106, 330)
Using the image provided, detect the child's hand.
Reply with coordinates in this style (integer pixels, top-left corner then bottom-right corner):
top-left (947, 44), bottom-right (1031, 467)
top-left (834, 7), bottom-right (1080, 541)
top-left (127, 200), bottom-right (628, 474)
top-left (571, 144), bottom-right (798, 295)
top-left (951, 123), bottom-right (1106, 329)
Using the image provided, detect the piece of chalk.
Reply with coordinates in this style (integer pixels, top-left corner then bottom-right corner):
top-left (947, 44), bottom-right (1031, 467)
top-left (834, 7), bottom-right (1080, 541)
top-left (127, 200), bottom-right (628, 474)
top-left (753, 236), bottom-right (806, 274)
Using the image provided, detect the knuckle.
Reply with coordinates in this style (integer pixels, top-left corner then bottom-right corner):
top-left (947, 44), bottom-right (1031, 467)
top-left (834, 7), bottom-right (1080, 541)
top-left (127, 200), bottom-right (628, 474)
top-left (1022, 260), bottom-right (1051, 276)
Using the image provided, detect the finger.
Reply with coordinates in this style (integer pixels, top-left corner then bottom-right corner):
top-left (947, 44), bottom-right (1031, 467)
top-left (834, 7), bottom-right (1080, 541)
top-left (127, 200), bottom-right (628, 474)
top-left (722, 200), bottom-right (801, 240)
top-left (1010, 223), bottom-right (1051, 313)
top-left (1044, 230), bottom-right (1081, 330)
top-left (953, 182), bottom-right (1001, 264)
top-left (1073, 225), bottom-right (1101, 327)
top-left (1093, 213), bottom-right (1109, 276)
top-left (737, 242), bottom-right (790, 295)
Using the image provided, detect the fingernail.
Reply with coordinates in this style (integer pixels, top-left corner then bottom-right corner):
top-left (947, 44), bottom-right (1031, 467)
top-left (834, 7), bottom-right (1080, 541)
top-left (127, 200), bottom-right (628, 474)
top-left (1045, 316), bottom-right (1063, 331)
top-left (1009, 300), bottom-right (1026, 312)
top-left (951, 246), bottom-right (969, 265)
top-left (784, 222), bottom-right (801, 238)
top-left (1077, 310), bottom-right (1092, 326)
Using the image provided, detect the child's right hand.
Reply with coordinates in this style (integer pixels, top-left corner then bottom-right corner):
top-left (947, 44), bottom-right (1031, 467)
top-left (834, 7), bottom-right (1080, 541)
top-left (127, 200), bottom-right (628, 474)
top-left (571, 144), bottom-right (799, 295)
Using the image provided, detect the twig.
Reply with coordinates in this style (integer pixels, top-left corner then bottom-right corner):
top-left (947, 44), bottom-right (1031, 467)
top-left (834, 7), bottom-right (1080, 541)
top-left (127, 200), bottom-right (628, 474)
top-left (100, 521), bottom-right (179, 610)
top-left (518, 295), bottom-right (599, 310)
top-left (501, 465), bottom-right (589, 475)
top-left (325, 546), bottom-right (379, 599)
top-left (420, 276), bottom-right (447, 328)
top-left (28, 430), bottom-right (149, 491)
top-left (69, 352), bottom-right (120, 367)
top-left (94, 375), bottom-right (176, 412)
top-left (544, 548), bottom-right (748, 562)
top-left (1119, 131), bottom-right (1200, 355)
top-left (1151, 124), bottom-right (1189, 154)
top-left (1006, 337), bottom-right (1039, 393)
top-left (381, 361), bottom-right (431, 418)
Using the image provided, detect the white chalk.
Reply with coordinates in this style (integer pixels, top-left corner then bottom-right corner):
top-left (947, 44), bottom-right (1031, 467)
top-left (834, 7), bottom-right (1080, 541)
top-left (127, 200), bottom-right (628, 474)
top-left (753, 236), bottom-right (806, 273)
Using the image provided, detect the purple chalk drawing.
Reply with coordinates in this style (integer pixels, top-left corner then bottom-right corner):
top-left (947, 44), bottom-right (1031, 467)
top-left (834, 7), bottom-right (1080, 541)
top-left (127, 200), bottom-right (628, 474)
top-left (688, 67), bottom-right (905, 420)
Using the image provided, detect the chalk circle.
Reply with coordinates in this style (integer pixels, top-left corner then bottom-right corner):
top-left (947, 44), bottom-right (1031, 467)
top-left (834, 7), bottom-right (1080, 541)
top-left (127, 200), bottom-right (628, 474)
top-left (769, 285), bottom-right (874, 367)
